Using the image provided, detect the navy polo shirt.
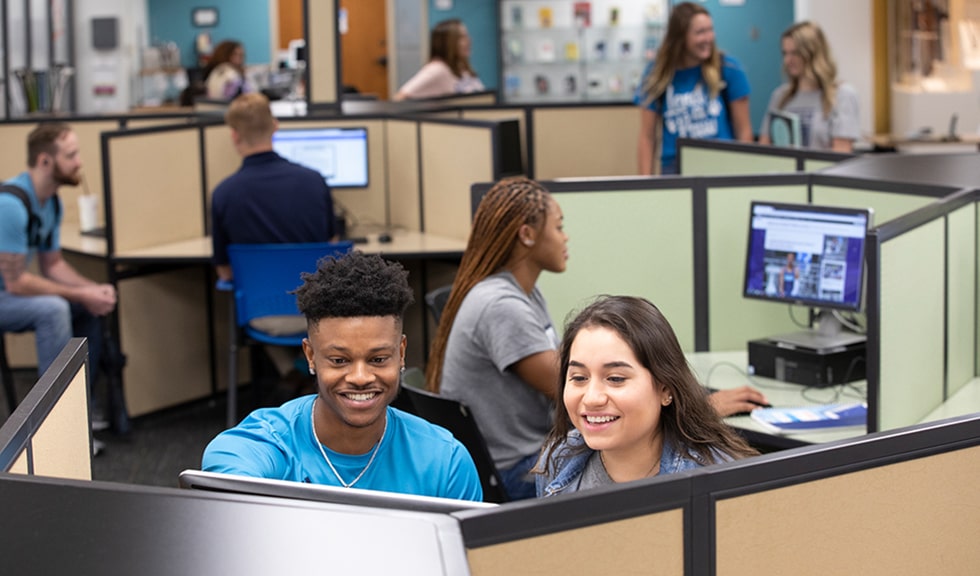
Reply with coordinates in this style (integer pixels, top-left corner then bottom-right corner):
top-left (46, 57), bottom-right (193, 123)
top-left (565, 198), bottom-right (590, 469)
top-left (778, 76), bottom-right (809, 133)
top-left (211, 151), bottom-right (336, 266)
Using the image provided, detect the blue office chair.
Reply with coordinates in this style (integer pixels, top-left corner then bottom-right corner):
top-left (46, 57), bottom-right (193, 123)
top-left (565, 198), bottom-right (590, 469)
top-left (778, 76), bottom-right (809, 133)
top-left (220, 242), bottom-right (353, 428)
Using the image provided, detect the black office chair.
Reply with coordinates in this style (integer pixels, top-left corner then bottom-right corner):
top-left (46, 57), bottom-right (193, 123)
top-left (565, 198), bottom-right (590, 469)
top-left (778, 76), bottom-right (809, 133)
top-left (424, 284), bottom-right (453, 325)
top-left (0, 333), bottom-right (18, 414)
top-left (399, 385), bottom-right (510, 503)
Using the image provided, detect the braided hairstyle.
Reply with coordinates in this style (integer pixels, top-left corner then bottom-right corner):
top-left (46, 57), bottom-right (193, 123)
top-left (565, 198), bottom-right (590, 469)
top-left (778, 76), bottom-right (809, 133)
top-left (426, 177), bottom-right (552, 392)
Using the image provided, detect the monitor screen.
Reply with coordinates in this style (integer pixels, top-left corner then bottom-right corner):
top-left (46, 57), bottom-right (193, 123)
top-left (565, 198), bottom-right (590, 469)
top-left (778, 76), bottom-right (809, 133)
top-left (767, 110), bottom-right (802, 148)
top-left (178, 470), bottom-right (498, 514)
top-left (272, 127), bottom-right (369, 188)
top-left (743, 201), bottom-right (871, 312)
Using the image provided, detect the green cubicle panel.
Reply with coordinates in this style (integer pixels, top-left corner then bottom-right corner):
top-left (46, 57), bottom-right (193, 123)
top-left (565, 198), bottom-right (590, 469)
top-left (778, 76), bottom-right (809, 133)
top-left (946, 204), bottom-right (977, 399)
top-left (681, 146), bottom-right (797, 176)
top-left (537, 189), bottom-right (696, 350)
top-left (803, 159), bottom-right (837, 173)
top-left (879, 219), bottom-right (946, 431)
top-left (810, 186), bottom-right (933, 228)
top-left (706, 184), bottom-right (808, 351)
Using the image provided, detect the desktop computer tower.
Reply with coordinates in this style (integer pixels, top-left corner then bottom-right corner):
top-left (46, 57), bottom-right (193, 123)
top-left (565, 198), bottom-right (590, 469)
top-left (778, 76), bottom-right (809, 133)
top-left (747, 338), bottom-right (866, 387)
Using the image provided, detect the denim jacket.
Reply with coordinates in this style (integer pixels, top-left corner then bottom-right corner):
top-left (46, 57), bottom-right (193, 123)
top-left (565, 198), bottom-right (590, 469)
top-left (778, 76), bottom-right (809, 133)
top-left (536, 430), bottom-right (718, 498)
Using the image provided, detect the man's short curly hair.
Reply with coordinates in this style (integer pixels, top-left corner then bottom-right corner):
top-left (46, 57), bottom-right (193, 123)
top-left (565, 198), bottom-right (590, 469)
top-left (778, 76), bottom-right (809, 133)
top-left (295, 251), bottom-right (414, 324)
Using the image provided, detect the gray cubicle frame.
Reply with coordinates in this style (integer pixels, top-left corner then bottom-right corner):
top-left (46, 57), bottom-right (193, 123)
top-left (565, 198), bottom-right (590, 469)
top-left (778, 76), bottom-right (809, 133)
top-left (0, 338), bottom-right (88, 473)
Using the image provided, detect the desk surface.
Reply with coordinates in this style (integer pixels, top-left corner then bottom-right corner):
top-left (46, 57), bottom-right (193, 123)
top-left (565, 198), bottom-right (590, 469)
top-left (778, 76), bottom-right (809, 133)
top-left (61, 226), bottom-right (467, 263)
top-left (687, 351), bottom-right (869, 446)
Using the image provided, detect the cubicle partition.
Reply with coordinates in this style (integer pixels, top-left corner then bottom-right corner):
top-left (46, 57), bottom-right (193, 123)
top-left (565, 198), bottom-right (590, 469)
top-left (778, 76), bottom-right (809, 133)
top-left (0, 338), bottom-right (91, 480)
top-left (866, 188), bottom-right (980, 432)
top-left (678, 138), bottom-right (854, 176)
top-left (77, 112), bottom-right (508, 415)
top-left (531, 104), bottom-right (640, 179)
top-left (455, 413), bottom-right (980, 575)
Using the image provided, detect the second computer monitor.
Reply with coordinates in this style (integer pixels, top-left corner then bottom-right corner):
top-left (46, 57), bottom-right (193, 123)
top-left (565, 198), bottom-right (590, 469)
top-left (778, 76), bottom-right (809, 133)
top-left (272, 126), bottom-right (369, 188)
top-left (743, 201), bottom-right (871, 312)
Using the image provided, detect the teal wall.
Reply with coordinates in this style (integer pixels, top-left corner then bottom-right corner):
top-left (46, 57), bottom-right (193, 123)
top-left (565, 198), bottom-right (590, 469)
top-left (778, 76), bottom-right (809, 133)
top-left (676, 0), bottom-right (794, 131)
top-left (148, 0), bottom-right (272, 69)
top-left (427, 0), bottom-right (499, 90)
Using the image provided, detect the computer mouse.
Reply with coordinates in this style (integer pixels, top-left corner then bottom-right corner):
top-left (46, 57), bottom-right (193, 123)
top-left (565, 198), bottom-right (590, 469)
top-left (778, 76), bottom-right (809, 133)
top-left (377, 232), bottom-right (393, 243)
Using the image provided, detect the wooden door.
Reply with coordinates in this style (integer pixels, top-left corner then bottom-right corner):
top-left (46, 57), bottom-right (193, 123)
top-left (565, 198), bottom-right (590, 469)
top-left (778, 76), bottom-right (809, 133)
top-left (340, 0), bottom-right (389, 98)
top-left (278, 0), bottom-right (304, 49)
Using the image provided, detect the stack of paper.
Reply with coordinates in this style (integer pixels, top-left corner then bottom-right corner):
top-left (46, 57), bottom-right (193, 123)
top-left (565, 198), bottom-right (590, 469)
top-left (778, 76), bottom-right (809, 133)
top-left (750, 402), bottom-right (867, 434)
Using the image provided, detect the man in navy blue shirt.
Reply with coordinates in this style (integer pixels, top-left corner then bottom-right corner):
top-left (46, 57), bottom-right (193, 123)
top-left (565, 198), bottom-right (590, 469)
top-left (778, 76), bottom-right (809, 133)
top-left (211, 93), bottom-right (337, 283)
top-left (211, 93), bottom-right (337, 386)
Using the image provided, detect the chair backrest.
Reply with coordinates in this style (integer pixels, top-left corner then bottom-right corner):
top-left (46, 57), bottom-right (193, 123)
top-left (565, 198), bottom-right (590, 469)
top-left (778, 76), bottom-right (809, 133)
top-left (399, 386), bottom-right (511, 503)
top-left (424, 284), bottom-right (453, 325)
top-left (227, 242), bottom-right (353, 327)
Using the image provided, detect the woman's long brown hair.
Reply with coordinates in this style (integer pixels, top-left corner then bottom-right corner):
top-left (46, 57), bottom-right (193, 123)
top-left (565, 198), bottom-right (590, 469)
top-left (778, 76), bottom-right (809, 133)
top-left (426, 177), bottom-right (551, 392)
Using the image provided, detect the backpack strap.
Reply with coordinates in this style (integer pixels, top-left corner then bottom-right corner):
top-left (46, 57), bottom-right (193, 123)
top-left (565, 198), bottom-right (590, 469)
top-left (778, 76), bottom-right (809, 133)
top-left (0, 184), bottom-right (60, 250)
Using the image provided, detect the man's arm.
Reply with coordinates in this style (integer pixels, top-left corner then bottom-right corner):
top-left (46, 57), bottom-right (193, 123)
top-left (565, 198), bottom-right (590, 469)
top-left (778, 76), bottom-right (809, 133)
top-left (1, 250), bottom-right (116, 316)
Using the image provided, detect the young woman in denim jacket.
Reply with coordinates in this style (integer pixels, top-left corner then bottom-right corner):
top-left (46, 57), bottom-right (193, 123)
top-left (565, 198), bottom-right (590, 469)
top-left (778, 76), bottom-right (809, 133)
top-left (536, 296), bottom-right (756, 497)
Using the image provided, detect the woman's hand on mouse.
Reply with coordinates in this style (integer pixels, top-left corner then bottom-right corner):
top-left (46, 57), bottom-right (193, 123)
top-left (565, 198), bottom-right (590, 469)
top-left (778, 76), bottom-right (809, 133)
top-left (708, 385), bottom-right (770, 417)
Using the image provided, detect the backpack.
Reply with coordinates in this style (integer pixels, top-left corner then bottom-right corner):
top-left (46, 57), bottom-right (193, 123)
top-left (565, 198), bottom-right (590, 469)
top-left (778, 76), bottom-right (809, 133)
top-left (0, 184), bottom-right (61, 250)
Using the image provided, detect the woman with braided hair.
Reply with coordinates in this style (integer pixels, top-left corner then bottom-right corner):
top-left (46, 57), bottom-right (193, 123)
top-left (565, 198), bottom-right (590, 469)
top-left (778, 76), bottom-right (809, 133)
top-left (426, 176), bottom-right (567, 500)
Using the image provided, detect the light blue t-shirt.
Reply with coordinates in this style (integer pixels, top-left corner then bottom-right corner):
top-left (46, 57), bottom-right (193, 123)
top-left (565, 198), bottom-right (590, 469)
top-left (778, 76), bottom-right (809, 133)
top-left (636, 55), bottom-right (751, 171)
top-left (203, 395), bottom-right (484, 501)
top-left (0, 172), bottom-right (62, 291)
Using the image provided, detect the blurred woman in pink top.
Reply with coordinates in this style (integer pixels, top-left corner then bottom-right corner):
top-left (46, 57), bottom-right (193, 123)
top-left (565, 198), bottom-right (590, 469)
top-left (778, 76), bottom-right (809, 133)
top-left (394, 19), bottom-right (484, 101)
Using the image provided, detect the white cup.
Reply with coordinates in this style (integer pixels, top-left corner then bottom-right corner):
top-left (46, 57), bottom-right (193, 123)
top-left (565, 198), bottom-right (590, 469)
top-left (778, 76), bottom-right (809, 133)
top-left (77, 194), bottom-right (99, 232)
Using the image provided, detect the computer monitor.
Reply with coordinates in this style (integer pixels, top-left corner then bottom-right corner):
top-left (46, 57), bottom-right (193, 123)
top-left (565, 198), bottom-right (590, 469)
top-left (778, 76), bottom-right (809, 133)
top-left (178, 470), bottom-right (498, 514)
top-left (272, 126), bottom-right (369, 188)
top-left (743, 201), bottom-right (871, 341)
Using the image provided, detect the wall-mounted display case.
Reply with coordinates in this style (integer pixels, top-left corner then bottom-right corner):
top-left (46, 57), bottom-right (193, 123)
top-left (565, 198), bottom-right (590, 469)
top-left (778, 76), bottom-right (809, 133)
top-left (499, 0), bottom-right (667, 103)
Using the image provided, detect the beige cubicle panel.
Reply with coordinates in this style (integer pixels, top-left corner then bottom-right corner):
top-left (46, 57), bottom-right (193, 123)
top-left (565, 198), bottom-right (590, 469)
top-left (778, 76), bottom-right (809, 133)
top-left (420, 122), bottom-right (495, 240)
top-left (385, 119), bottom-right (422, 232)
top-left (439, 92), bottom-right (497, 107)
top-left (532, 106), bottom-right (639, 179)
top-left (681, 145), bottom-right (797, 176)
top-left (204, 124), bottom-right (239, 221)
top-left (943, 204), bottom-right (976, 399)
top-left (0, 123), bottom-right (34, 178)
top-left (467, 509), bottom-right (684, 576)
top-left (879, 219), bottom-right (946, 431)
top-left (715, 444), bottom-right (980, 576)
top-left (106, 128), bottom-right (204, 253)
top-left (1, 339), bottom-right (91, 481)
top-left (706, 183), bottom-right (809, 351)
top-left (462, 108), bottom-right (528, 177)
top-left (307, 0), bottom-right (339, 107)
top-left (537, 188), bottom-right (696, 350)
top-left (120, 268), bottom-right (212, 417)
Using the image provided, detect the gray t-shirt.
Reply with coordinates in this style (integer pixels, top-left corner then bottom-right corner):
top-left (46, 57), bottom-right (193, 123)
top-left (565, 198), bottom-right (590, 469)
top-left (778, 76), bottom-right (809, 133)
top-left (760, 83), bottom-right (860, 150)
top-left (440, 271), bottom-right (557, 470)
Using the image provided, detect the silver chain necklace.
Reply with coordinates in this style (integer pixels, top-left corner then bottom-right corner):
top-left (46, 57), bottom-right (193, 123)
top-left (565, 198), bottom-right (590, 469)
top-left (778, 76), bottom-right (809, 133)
top-left (310, 398), bottom-right (386, 488)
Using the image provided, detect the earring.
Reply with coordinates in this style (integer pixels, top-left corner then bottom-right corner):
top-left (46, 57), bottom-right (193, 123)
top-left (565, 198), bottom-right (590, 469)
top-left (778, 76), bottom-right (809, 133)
top-left (308, 366), bottom-right (315, 375)
top-left (664, 395), bottom-right (673, 406)
top-left (400, 366), bottom-right (405, 373)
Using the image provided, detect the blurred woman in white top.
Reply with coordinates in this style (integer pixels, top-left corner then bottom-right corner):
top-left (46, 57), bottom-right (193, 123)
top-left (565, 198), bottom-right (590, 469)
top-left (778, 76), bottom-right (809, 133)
top-left (393, 19), bottom-right (484, 101)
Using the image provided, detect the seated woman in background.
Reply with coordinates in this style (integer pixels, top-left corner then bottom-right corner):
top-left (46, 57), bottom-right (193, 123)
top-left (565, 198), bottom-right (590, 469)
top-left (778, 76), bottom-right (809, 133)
top-left (393, 19), bottom-right (484, 101)
top-left (758, 21), bottom-right (860, 152)
top-left (427, 177), bottom-right (567, 501)
top-left (536, 296), bottom-right (758, 497)
top-left (205, 40), bottom-right (255, 100)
